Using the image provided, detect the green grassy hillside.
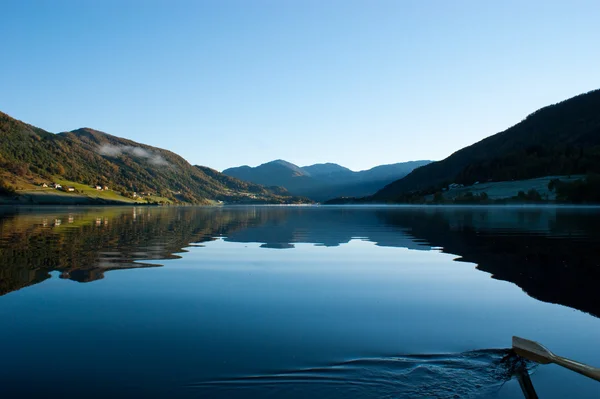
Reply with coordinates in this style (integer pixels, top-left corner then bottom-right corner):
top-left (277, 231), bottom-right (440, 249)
top-left (0, 111), bottom-right (306, 204)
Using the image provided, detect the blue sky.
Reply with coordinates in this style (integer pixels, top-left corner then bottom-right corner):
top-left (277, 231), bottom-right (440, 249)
top-left (1, 0), bottom-right (599, 171)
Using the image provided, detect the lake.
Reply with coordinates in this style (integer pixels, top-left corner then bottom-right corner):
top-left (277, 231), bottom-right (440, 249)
top-left (0, 205), bottom-right (599, 398)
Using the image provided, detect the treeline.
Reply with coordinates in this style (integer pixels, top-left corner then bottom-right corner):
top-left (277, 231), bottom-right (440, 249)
top-left (427, 175), bottom-right (600, 204)
top-left (403, 190), bottom-right (545, 205)
top-left (550, 175), bottom-right (600, 203)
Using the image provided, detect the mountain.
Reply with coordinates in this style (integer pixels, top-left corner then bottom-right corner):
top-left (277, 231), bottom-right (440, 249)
top-left (355, 161), bottom-right (434, 182)
top-left (223, 160), bottom-right (432, 201)
top-left (373, 89), bottom-right (600, 201)
top-left (301, 163), bottom-right (354, 180)
top-left (0, 111), bottom-right (305, 204)
top-left (222, 160), bottom-right (315, 192)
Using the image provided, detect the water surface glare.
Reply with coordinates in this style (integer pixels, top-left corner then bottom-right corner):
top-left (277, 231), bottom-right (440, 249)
top-left (0, 205), bottom-right (599, 398)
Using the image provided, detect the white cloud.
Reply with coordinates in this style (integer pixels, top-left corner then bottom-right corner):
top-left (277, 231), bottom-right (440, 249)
top-left (98, 144), bottom-right (170, 166)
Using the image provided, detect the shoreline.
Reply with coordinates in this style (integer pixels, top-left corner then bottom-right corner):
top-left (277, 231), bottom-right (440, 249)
top-left (2, 201), bottom-right (600, 208)
top-left (0, 193), bottom-right (153, 206)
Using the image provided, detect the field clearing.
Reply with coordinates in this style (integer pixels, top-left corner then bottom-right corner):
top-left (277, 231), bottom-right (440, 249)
top-left (52, 179), bottom-right (143, 203)
top-left (14, 179), bottom-right (175, 204)
top-left (442, 175), bottom-right (586, 200)
top-left (10, 179), bottom-right (145, 205)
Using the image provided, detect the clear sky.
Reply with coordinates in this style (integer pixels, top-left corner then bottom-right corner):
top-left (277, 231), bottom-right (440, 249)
top-left (1, 0), bottom-right (599, 171)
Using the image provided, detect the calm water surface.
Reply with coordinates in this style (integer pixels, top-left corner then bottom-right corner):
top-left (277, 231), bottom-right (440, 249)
top-left (1, 205), bottom-right (599, 398)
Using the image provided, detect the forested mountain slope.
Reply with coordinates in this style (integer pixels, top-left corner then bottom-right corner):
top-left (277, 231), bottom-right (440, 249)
top-left (374, 89), bottom-right (600, 200)
top-left (0, 111), bottom-right (301, 204)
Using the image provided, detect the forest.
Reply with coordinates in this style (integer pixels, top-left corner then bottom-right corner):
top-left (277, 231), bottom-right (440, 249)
top-left (0, 111), bottom-right (306, 204)
top-left (373, 89), bottom-right (600, 202)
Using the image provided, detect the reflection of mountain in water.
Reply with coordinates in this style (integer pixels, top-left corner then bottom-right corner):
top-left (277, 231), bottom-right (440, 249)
top-left (1, 205), bottom-right (599, 319)
top-left (0, 206), bottom-right (264, 295)
top-left (224, 207), bottom-right (429, 250)
top-left (378, 207), bottom-right (600, 318)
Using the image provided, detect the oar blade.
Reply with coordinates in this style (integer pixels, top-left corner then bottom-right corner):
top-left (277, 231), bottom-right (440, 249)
top-left (512, 336), bottom-right (553, 364)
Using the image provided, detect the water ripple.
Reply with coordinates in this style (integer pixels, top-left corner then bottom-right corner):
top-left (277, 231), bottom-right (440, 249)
top-left (188, 349), bottom-right (536, 398)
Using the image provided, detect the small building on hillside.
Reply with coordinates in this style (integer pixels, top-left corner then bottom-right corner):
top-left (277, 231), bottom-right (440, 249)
top-left (95, 185), bottom-right (103, 190)
top-left (41, 183), bottom-right (48, 188)
top-left (52, 183), bottom-right (62, 189)
top-left (66, 187), bottom-right (75, 192)
top-left (103, 185), bottom-right (109, 190)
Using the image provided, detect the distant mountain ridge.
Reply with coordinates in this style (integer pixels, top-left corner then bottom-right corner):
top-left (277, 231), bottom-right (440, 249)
top-left (0, 111), bottom-right (305, 204)
top-left (372, 88), bottom-right (600, 201)
top-left (301, 163), bottom-right (353, 178)
top-left (223, 159), bottom-right (432, 201)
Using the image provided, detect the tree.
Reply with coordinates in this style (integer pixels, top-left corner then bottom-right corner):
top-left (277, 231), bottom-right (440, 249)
top-left (527, 189), bottom-right (542, 201)
top-left (0, 178), bottom-right (16, 196)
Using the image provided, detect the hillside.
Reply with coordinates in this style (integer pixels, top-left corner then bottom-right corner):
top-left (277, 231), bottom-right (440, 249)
top-left (301, 163), bottom-right (354, 180)
top-left (223, 160), bottom-right (316, 192)
top-left (223, 160), bottom-right (431, 201)
top-left (374, 89), bottom-right (600, 201)
top-left (0, 111), bottom-right (304, 204)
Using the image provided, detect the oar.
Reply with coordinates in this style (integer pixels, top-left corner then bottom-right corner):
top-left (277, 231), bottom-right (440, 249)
top-left (512, 336), bottom-right (600, 382)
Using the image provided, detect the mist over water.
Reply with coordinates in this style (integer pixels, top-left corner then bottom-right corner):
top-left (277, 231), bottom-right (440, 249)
top-left (0, 205), bottom-right (599, 398)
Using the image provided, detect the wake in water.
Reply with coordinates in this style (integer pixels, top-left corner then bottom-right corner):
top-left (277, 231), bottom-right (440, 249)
top-left (188, 349), bottom-right (536, 398)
